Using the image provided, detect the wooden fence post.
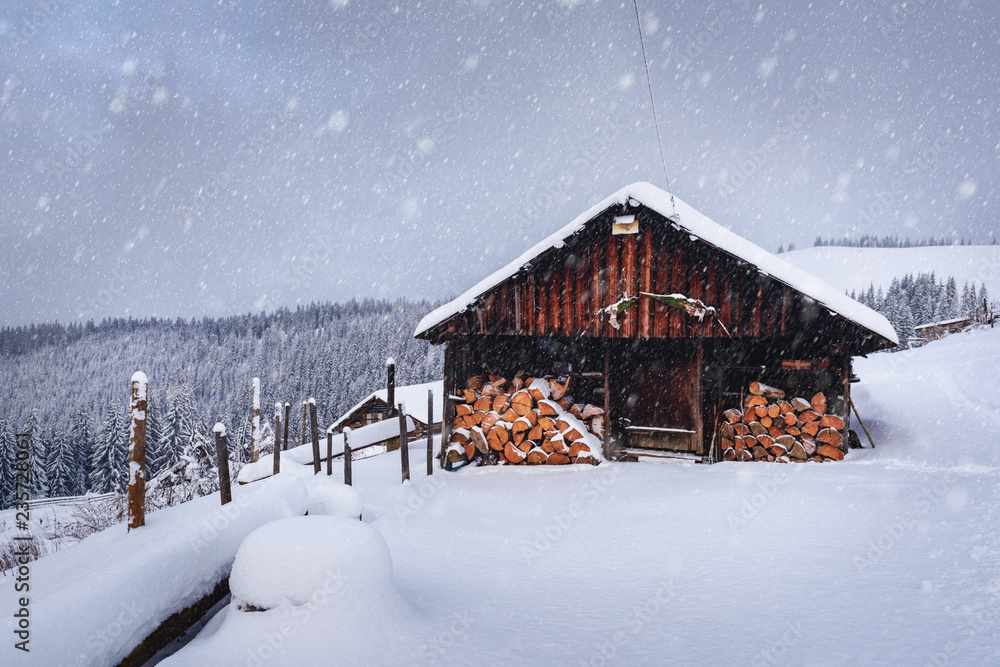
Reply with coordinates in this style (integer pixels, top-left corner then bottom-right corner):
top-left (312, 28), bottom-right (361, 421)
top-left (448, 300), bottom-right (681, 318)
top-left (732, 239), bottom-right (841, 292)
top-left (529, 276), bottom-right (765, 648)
top-left (398, 403), bottom-right (409, 483)
top-left (282, 402), bottom-right (291, 451)
top-left (309, 399), bottom-right (320, 475)
top-left (343, 427), bottom-right (352, 486)
top-left (301, 400), bottom-right (308, 448)
top-left (214, 423), bottom-right (232, 505)
top-left (326, 428), bottom-right (333, 476)
top-left (273, 403), bottom-right (282, 476)
top-left (128, 371), bottom-right (147, 532)
top-left (250, 378), bottom-right (261, 463)
top-left (427, 389), bottom-right (434, 476)
top-left (386, 358), bottom-right (396, 417)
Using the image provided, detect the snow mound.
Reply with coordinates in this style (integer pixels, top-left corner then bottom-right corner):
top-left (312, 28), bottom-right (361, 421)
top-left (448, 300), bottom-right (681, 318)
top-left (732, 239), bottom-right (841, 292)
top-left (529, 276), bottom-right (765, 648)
top-left (230, 516), bottom-right (392, 612)
top-left (307, 481), bottom-right (364, 520)
top-left (0, 473), bottom-right (308, 666)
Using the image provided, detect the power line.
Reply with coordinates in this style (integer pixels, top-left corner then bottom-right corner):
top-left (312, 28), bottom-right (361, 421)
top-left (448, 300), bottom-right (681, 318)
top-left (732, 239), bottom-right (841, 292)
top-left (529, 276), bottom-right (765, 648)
top-left (631, 0), bottom-right (677, 218)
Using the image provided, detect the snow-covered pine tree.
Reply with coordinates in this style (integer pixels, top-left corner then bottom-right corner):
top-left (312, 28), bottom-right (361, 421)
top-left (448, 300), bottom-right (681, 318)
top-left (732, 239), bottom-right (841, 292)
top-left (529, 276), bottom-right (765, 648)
top-left (232, 415), bottom-right (251, 467)
top-left (90, 402), bottom-right (126, 494)
top-left (22, 410), bottom-right (50, 499)
top-left (29, 435), bottom-right (49, 500)
top-left (898, 305), bottom-right (916, 348)
top-left (150, 421), bottom-right (219, 506)
top-left (71, 407), bottom-right (94, 494)
top-left (946, 277), bottom-right (960, 318)
top-left (0, 419), bottom-right (16, 509)
top-left (145, 387), bottom-right (163, 478)
top-left (156, 387), bottom-right (192, 476)
top-left (965, 283), bottom-right (978, 314)
top-left (46, 426), bottom-right (75, 498)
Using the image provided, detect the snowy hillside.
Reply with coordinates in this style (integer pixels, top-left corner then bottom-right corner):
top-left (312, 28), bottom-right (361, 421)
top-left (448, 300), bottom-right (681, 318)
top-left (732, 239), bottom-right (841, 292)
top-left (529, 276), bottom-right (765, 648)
top-left (145, 327), bottom-right (1000, 665)
top-left (781, 245), bottom-right (1000, 299)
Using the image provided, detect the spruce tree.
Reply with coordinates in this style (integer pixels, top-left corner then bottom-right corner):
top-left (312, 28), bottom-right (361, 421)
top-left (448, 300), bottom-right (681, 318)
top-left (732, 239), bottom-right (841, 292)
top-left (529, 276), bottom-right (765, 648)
top-left (91, 403), bottom-right (126, 494)
top-left (23, 410), bottom-right (49, 499)
top-left (71, 407), bottom-right (94, 494)
top-left (46, 427), bottom-right (75, 498)
top-left (946, 277), bottom-right (959, 318)
top-left (0, 420), bottom-right (16, 509)
top-left (145, 388), bottom-right (163, 478)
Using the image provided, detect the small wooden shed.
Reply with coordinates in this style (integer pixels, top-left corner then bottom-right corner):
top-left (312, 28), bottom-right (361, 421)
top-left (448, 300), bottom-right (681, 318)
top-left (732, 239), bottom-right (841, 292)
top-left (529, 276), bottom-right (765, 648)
top-left (329, 380), bottom-right (443, 449)
top-left (415, 183), bottom-right (898, 463)
top-left (913, 316), bottom-right (972, 345)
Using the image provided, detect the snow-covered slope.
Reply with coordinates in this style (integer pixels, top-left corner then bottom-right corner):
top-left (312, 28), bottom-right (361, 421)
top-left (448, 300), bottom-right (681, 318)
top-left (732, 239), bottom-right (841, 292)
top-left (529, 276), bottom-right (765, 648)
top-left (781, 245), bottom-right (1000, 298)
top-left (163, 327), bottom-right (1000, 666)
top-left (0, 474), bottom-right (309, 666)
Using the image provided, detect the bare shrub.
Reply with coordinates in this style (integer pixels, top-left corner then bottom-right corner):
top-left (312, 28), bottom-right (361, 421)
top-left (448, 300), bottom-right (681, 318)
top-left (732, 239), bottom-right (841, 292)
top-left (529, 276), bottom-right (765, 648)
top-left (0, 533), bottom-right (48, 576)
top-left (62, 494), bottom-right (126, 543)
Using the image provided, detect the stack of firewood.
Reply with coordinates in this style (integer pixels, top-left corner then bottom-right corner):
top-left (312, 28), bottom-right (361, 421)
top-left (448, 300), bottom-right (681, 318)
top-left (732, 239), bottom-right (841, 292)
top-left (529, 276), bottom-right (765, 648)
top-left (718, 382), bottom-right (847, 462)
top-left (445, 373), bottom-right (604, 467)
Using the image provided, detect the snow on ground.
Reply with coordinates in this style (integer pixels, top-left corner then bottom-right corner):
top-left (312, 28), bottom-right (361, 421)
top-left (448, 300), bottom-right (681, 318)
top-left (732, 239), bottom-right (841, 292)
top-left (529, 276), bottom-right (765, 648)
top-left (781, 245), bottom-right (1000, 299)
top-left (160, 326), bottom-right (1000, 666)
top-left (0, 474), bottom-right (308, 666)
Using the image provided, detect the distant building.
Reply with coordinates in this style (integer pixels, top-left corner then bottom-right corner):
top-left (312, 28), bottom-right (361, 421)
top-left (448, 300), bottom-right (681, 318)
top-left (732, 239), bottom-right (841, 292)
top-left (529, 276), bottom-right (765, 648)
top-left (329, 380), bottom-right (443, 449)
top-left (913, 316), bottom-right (973, 344)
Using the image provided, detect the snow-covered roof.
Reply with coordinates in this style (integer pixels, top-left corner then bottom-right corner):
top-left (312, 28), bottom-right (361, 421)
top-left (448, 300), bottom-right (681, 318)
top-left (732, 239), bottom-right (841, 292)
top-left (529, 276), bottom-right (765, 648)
top-left (415, 182), bottom-right (899, 345)
top-left (328, 380), bottom-right (443, 433)
top-left (914, 315), bottom-right (971, 330)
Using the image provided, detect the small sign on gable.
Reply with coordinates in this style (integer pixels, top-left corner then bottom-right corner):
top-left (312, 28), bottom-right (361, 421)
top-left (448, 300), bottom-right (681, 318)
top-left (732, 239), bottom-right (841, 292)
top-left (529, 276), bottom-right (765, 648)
top-left (612, 214), bottom-right (638, 235)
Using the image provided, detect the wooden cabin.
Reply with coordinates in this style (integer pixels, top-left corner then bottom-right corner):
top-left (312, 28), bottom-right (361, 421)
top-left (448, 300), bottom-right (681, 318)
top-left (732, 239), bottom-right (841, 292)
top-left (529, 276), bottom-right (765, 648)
top-left (913, 316), bottom-right (972, 345)
top-left (329, 380), bottom-right (443, 450)
top-left (415, 183), bottom-right (898, 464)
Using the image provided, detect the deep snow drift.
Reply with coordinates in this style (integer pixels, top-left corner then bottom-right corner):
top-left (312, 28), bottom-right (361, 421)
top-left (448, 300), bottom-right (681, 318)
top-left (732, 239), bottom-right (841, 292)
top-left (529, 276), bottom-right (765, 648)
top-left (0, 474), bottom-right (309, 666)
top-left (155, 326), bottom-right (1000, 665)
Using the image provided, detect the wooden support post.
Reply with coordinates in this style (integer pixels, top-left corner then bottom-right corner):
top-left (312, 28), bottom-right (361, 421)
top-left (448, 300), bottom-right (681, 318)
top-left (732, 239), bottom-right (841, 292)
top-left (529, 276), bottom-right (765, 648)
top-left (603, 343), bottom-right (611, 459)
top-left (440, 342), bottom-right (453, 467)
top-left (398, 404), bottom-right (409, 483)
top-left (427, 389), bottom-right (434, 476)
top-left (250, 378), bottom-right (261, 463)
top-left (301, 400), bottom-right (308, 448)
top-left (128, 371), bottom-right (148, 531)
top-left (273, 403), bottom-right (282, 476)
top-left (842, 355), bottom-right (852, 453)
top-left (213, 423), bottom-right (232, 505)
top-left (848, 393), bottom-right (877, 449)
top-left (386, 358), bottom-right (396, 417)
top-left (694, 338), bottom-right (704, 455)
top-left (282, 403), bottom-right (290, 451)
top-left (309, 399), bottom-right (320, 475)
top-left (343, 427), bottom-right (352, 486)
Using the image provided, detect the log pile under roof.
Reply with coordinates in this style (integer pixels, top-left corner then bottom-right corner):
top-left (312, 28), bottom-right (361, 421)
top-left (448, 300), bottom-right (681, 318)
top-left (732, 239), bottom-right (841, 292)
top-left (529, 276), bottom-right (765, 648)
top-left (718, 382), bottom-right (847, 462)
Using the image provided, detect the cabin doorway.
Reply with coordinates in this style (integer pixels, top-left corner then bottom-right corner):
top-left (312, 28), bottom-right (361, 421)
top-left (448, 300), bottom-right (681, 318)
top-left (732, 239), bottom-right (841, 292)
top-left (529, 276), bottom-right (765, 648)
top-left (613, 340), bottom-right (702, 460)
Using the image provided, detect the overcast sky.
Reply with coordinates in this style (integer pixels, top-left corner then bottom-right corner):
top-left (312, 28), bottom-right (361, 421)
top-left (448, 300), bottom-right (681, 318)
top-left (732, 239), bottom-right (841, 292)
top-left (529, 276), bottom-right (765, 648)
top-left (0, 0), bottom-right (996, 327)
